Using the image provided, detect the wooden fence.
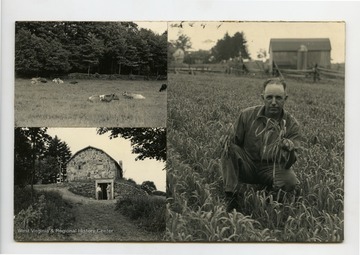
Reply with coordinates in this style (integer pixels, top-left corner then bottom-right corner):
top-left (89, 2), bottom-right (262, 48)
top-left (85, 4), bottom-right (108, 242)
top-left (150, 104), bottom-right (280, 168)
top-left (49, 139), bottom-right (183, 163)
top-left (168, 63), bottom-right (345, 81)
top-left (279, 67), bottom-right (345, 80)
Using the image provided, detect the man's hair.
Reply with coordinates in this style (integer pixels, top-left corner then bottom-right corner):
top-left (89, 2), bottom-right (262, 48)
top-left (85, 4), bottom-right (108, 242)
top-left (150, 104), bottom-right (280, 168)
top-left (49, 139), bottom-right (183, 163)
top-left (263, 78), bottom-right (287, 91)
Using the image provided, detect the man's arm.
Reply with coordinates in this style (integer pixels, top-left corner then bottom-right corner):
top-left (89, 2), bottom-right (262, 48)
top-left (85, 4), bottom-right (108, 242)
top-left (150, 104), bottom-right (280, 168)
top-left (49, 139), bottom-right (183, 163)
top-left (233, 112), bottom-right (246, 147)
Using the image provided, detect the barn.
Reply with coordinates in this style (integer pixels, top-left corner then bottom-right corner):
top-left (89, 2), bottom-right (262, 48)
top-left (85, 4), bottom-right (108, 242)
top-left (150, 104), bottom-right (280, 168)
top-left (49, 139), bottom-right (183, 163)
top-left (269, 38), bottom-right (331, 72)
top-left (66, 146), bottom-right (123, 200)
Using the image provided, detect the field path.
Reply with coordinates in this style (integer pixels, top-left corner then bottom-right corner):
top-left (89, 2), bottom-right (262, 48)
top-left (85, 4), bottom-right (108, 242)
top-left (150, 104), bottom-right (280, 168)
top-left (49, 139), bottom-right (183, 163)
top-left (34, 185), bottom-right (161, 241)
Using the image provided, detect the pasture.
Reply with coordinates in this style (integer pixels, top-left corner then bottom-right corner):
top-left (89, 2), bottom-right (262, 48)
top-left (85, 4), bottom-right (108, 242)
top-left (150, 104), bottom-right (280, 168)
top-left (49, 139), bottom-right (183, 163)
top-left (15, 79), bottom-right (167, 127)
top-left (166, 73), bottom-right (344, 242)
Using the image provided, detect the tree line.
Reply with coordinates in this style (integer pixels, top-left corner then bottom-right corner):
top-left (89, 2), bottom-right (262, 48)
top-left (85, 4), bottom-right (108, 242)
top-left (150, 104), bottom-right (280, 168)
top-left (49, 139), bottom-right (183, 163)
top-left (15, 128), bottom-right (72, 196)
top-left (15, 22), bottom-right (168, 77)
top-left (169, 32), bottom-right (251, 64)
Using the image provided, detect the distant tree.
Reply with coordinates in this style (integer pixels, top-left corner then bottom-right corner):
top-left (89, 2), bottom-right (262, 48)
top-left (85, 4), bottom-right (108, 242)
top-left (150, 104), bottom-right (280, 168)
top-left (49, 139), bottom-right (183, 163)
top-left (15, 21), bottom-right (167, 77)
top-left (43, 135), bottom-right (72, 182)
top-left (14, 128), bottom-right (50, 197)
top-left (15, 28), bottom-right (71, 76)
top-left (35, 156), bottom-right (60, 184)
top-left (97, 128), bottom-right (166, 162)
top-left (141, 181), bottom-right (157, 194)
top-left (126, 178), bottom-right (137, 186)
top-left (211, 32), bottom-right (250, 62)
top-left (14, 128), bottom-right (33, 187)
top-left (172, 34), bottom-right (192, 51)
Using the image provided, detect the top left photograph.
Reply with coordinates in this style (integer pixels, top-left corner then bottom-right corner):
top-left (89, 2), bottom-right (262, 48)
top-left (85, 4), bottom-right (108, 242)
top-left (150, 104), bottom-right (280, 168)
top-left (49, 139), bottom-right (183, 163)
top-left (14, 21), bottom-right (168, 127)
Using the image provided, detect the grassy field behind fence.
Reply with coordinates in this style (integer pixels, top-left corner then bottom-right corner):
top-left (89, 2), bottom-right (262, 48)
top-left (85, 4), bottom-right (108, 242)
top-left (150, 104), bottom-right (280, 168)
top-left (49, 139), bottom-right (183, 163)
top-left (15, 79), bottom-right (167, 127)
top-left (166, 73), bottom-right (344, 242)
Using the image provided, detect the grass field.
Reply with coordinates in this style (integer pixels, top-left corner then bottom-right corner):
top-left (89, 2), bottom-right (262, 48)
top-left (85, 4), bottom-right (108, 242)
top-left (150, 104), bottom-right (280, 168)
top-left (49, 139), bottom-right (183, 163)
top-left (15, 79), bottom-right (167, 127)
top-left (166, 73), bottom-right (344, 242)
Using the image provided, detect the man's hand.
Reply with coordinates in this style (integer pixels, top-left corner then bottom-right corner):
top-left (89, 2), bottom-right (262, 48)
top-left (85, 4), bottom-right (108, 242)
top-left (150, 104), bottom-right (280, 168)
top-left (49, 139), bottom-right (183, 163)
top-left (281, 138), bottom-right (295, 152)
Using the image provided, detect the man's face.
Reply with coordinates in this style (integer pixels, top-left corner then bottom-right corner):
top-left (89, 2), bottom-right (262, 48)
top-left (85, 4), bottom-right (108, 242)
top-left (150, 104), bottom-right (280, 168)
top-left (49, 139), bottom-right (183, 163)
top-left (261, 83), bottom-right (287, 117)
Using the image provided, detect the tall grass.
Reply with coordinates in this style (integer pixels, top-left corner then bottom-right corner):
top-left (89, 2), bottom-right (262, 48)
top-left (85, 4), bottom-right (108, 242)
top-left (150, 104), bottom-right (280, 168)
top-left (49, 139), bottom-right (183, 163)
top-left (166, 73), bottom-right (344, 242)
top-left (14, 186), bottom-right (75, 241)
top-left (15, 79), bottom-right (167, 127)
top-left (115, 195), bottom-right (166, 233)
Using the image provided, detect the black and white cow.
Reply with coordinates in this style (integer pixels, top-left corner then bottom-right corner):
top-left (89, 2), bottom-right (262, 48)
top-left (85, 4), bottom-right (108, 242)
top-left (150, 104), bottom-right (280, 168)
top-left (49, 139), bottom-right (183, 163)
top-left (159, 84), bottom-right (167, 92)
top-left (88, 94), bottom-right (119, 102)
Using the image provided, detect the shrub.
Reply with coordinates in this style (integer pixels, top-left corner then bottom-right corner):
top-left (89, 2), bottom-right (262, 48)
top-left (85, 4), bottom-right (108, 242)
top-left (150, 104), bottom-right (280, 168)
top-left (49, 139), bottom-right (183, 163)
top-left (115, 195), bottom-right (165, 232)
top-left (14, 189), bottom-right (75, 241)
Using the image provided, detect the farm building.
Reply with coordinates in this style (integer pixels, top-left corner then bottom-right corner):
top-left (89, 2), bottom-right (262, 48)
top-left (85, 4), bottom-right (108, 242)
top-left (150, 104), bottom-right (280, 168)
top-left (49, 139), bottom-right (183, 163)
top-left (269, 38), bottom-right (331, 72)
top-left (66, 146), bottom-right (123, 200)
top-left (173, 48), bottom-right (185, 64)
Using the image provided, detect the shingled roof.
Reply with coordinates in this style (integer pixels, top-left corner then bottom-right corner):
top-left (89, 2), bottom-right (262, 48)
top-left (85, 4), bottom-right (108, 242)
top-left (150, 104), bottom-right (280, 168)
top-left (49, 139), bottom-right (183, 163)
top-left (270, 38), bottom-right (331, 52)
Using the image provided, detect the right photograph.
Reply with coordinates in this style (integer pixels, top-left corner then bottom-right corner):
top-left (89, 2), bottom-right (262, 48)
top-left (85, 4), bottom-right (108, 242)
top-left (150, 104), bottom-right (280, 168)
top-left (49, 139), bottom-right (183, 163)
top-left (166, 21), bottom-right (345, 242)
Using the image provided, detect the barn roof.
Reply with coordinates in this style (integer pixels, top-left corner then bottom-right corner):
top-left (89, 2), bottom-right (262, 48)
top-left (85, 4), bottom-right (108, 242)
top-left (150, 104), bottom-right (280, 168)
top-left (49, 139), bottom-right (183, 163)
top-left (67, 146), bottom-right (122, 171)
top-left (269, 38), bottom-right (331, 52)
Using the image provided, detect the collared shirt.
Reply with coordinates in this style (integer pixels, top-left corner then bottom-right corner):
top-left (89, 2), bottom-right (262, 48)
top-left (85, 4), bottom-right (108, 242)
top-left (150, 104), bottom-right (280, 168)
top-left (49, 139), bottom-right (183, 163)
top-left (234, 105), bottom-right (302, 163)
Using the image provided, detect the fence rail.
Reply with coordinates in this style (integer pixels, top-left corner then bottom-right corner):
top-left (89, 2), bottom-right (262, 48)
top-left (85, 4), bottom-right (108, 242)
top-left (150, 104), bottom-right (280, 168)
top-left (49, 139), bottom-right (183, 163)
top-left (169, 64), bottom-right (345, 81)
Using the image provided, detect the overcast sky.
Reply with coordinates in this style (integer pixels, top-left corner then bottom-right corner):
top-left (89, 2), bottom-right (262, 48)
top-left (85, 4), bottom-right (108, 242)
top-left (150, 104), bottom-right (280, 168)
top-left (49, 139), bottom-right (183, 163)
top-left (135, 21), bottom-right (167, 35)
top-left (168, 21), bottom-right (345, 63)
top-left (47, 128), bottom-right (166, 192)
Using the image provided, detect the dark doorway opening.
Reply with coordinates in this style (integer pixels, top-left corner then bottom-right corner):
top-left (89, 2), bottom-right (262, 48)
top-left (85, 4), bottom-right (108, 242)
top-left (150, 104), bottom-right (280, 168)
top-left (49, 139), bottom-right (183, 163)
top-left (99, 183), bottom-right (110, 200)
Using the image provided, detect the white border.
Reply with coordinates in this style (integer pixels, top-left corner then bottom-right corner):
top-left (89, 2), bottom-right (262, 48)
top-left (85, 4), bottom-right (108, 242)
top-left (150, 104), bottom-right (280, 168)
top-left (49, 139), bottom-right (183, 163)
top-left (1, 1), bottom-right (359, 254)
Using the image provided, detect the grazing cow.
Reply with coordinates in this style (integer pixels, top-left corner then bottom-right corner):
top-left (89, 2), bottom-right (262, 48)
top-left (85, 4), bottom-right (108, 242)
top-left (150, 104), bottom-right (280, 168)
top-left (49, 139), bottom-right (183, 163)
top-left (100, 94), bottom-right (119, 102)
top-left (52, 78), bottom-right (64, 84)
top-left (69, 81), bottom-right (78, 84)
top-left (122, 91), bottom-right (145, 99)
top-left (31, 77), bottom-right (47, 84)
top-left (88, 94), bottom-right (119, 102)
top-left (31, 77), bottom-right (40, 84)
top-left (159, 84), bottom-right (167, 92)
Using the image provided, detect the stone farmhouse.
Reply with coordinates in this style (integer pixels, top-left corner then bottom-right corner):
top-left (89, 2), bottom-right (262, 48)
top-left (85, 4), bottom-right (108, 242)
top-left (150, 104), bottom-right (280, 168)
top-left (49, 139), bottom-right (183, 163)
top-left (66, 146), bottom-right (123, 200)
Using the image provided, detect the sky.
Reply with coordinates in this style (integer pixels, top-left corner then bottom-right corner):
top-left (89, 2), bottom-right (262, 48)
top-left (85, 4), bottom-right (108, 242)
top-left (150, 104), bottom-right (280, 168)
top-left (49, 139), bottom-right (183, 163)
top-left (46, 128), bottom-right (166, 192)
top-left (135, 21), bottom-right (167, 35)
top-left (168, 21), bottom-right (346, 63)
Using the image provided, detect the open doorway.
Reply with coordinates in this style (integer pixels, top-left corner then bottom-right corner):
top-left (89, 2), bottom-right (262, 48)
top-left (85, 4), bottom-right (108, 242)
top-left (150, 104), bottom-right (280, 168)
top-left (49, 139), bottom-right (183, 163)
top-left (95, 179), bottom-right (114, 200)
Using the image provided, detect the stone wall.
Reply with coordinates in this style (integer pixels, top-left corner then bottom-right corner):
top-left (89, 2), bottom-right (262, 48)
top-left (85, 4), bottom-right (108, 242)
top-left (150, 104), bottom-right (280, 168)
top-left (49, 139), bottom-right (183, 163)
top-left (68, 181), bottom-right (147, 199)
top-left (67, 147), bottom-right (120, 182)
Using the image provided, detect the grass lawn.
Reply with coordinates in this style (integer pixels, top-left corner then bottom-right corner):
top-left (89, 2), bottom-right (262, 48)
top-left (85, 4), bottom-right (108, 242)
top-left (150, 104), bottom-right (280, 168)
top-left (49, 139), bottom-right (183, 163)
top-left (15, 78), bottom-right (167, 127)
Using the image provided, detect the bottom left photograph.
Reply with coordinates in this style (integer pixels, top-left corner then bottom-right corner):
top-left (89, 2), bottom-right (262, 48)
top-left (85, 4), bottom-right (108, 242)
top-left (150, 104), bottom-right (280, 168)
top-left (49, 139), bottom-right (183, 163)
top-left (14, 127), bottom-right (166, 242)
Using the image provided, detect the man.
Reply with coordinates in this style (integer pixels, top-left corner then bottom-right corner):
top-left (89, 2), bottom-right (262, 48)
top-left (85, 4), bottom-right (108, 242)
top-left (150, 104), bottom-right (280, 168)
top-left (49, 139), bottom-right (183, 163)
top-left (313, 64), bottom-right (320, 83)
top-left (221, 78), bottom-right (302, 212)
top-left (106, 184), bottom-right (111, 200)
top-left (96, 185), bottom-right (103, 200)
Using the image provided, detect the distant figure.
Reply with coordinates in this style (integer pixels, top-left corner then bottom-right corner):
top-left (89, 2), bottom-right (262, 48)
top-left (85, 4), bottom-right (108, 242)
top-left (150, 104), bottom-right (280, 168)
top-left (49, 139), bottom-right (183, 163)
top-left (96, 185), bottom-right (103, 200)
top-left (272, 61), bottom-right (279, 77)
top-left (106, 184), bottom-right (111, 200)
top-left (313, 64), bottom-right (320, 83)
top-left (69, 81), bottom-right (78, 84)
top-left (159, 84), bottom-right (167, 92)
